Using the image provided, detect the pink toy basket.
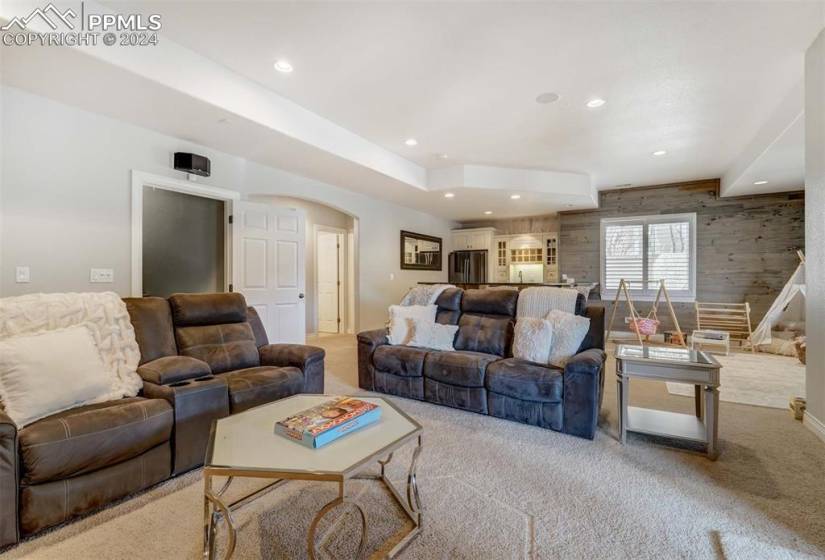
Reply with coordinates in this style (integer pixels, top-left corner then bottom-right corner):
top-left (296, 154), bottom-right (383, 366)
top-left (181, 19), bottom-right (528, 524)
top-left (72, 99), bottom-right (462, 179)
top-left (629, 317), bottom-right (660, 336)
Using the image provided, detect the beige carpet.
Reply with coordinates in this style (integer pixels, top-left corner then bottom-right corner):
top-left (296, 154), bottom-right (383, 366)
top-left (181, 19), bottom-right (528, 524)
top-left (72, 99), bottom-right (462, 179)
top-left (666, 350), bottom-right (806, 409)
top-left (3, 336), bottom-right (825, 559)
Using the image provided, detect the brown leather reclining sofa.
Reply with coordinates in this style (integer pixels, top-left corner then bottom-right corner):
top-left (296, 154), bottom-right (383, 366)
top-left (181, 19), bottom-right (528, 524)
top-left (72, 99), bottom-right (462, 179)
top-left (0, 292), bottom-right (324, 548)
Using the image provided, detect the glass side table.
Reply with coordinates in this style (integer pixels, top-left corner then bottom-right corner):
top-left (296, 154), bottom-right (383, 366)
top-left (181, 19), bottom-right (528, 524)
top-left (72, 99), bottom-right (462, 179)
top-left (615, 345), bottom-right (722, 459)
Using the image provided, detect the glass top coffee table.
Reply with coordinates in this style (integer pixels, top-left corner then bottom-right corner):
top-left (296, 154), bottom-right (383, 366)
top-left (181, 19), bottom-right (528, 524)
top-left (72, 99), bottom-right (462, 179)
top-left (203, 395), bottom-right (423, 559)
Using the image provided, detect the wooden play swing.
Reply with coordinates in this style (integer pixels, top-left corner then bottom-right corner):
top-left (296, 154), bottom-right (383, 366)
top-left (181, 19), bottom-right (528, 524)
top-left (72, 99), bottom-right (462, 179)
top-left (606, 279), bottom-right (686, 347)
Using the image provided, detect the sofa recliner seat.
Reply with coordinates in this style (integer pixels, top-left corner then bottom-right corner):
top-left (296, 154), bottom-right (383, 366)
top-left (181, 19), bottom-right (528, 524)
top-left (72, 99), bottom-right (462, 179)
top-left (358, 287), bottom-right (606, 439)
top-left (0, 291), bottom-right (327, 549)
top-left (11, 396), bottom-right (174, 537)
top-left (127, 292), bottom-right (326, 475)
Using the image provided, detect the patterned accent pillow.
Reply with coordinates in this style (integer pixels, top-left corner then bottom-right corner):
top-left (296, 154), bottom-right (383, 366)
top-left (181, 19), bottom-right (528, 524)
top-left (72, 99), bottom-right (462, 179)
top-left (545, 309), bottom-right (591, 368)
top-left (407, 318), bottom-right (459, 351)
top-left (387, 305), bottom-right (437, 345)
top-left (513, 317), bottom-right (554, 364)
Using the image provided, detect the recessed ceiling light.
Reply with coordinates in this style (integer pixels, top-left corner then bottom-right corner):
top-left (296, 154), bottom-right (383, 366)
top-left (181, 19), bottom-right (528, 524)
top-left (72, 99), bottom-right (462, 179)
top-left (536, 92), bottom-right (561, 104)
top-left (586, 98), bottom-right (606, 108)
top-left (510, 194), bottom-right (521, 200)
top-left (439, 153), bottom-right (449, 159)
top-left (652, 150), bottom-right (667, 156)
top-left (484, 211), bottom-right (493, 215)
top-left (444, 192), bottom-right (455, 198)
top-left (753, 180), bottom-right (769, 185)
top-left (405, 138), bottom-right (418, 146)
top-left (273, 60), bottom-right (293, 73)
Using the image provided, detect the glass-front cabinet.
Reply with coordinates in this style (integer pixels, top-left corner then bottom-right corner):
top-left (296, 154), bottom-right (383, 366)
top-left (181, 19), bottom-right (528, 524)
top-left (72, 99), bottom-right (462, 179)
top-left (493, 236), bottom-right (509, 282)
top-left (543, 234), bottom-right (559, 282)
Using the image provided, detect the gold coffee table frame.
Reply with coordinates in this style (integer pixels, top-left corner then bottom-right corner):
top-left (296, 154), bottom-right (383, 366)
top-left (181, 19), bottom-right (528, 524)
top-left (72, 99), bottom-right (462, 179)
top-left (202, 397), bottom-right (423, 559)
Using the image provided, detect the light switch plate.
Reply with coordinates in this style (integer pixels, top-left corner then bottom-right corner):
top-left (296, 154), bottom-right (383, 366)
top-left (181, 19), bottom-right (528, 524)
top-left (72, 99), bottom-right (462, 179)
top-left (15, 266), bottom-right (30, 283)
top-left (90, 268), bottom-right (114, 283)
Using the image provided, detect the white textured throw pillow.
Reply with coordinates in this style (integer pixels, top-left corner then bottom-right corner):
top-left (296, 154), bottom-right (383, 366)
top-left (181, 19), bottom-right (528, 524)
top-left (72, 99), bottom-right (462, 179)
top-left (407, 319), bottom-right (459, 351)
top-left (387, 304), bottom-right (437, 345)
top-left (0, 325), bottom-right (114, 427)
top-left (513, 317), bottom-right (554, 364)
top-left (545, 309), bottom-right (591, 368)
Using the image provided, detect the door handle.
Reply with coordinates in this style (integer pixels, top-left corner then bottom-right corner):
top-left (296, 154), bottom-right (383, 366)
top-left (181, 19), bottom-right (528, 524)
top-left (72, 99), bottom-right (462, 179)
top-left (299, 293), bottom-right (305, 299)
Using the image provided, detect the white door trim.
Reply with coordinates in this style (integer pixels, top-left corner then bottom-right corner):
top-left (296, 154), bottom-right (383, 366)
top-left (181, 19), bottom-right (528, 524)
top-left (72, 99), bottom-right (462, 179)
top-left (130, 170), bottom-right (240, 297)
top-left (314, 225), bottom-right (347, 334)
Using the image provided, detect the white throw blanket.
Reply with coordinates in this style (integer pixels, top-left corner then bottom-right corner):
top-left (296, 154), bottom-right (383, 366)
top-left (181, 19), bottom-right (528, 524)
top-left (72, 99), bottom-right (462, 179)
top-left (401, 284), bottom-right (454, 306)
top-left (517, 286), bottom-right (579, 318)
top-left (0, 292), bottom-right (143, 400)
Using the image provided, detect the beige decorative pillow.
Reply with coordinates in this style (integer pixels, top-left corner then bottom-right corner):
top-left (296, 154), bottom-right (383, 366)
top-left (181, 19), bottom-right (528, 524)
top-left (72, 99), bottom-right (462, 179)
top-left (545, 310), bottom-right (591, 367)
top-left (513, 317), bottom-right (554, 363)
top-left (407, 319), bottom-right (459, 351)
top-left (0, 325), bottom-right (113, 427)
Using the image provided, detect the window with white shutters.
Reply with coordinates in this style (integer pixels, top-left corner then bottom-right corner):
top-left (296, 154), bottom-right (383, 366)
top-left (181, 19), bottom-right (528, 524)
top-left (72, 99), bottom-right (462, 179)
top-left (600, 214), bottom-right (696, 300)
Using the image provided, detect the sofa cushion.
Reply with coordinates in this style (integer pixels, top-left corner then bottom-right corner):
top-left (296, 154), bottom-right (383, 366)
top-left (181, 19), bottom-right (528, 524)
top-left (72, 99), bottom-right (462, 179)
top-left (123, 297), bottom-right (177, 364)
top-left (176, 322), bottom-right (260, 374)
top-left (423, 350), bottom-right (499, 388)
top-left (222, 366), bottom-right (304, 413)
top-left (373, 345), bottom-right (428, 377)
top-left (486, 358), bottom-right (563, 403)
top-left (461, 288), bottom-right (518, 316)
top-left (19, 397), bottom-right (173, 485)
top-left (436, 288), bottom-right (463, 325)
top-left (454, 314), bottom-right (514, 357)
top-left (169, 293), bottom-right (248, 327)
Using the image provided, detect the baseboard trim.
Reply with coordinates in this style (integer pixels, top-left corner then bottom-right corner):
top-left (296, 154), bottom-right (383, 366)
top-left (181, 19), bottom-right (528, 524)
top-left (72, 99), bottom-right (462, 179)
top-left (803, 411), bottom-right (825, 445)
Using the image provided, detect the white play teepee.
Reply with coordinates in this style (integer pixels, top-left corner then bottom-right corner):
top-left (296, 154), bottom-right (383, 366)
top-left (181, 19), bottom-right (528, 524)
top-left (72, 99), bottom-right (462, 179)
top-left (751, 251), bottom-right (806, 348)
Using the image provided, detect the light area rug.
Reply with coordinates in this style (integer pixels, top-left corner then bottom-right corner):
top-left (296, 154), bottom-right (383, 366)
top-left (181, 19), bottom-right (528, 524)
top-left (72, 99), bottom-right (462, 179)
top-left (666, 351), bottom-right (805, 409)
top-left (3, 365), bottom-right (825, 559)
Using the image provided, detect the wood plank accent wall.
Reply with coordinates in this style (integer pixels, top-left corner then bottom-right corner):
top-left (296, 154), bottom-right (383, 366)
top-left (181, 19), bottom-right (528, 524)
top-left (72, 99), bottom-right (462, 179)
top-left (559, 179), bottom-right (805, 332)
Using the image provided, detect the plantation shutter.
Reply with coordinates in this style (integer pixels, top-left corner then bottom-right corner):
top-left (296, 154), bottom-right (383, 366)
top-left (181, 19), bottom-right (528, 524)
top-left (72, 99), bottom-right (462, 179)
top-left (601, 214), bottom-right (695, 300)
top-left (603, 222), bottom-right (644, 291)
top-left (647, 220), bottom-right (691, 291)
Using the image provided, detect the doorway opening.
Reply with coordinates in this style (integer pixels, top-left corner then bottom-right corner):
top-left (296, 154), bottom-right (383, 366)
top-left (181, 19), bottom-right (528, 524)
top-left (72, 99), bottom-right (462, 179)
top-left (142, 187), bottom-right (225, 297)
top-left (316, 227), bottom-right (346, 333)
top-left (131, 171), bottom-right (238, 298)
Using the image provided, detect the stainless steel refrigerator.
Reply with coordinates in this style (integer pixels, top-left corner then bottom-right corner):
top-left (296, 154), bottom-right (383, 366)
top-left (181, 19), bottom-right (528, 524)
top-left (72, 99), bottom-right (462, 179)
top-left (449, 250), bottom-right (488, 283)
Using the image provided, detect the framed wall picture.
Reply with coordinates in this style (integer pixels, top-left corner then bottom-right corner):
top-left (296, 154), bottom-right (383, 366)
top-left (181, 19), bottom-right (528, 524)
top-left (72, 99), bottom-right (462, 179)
top-left (400, 230), bottom-right (443, 271)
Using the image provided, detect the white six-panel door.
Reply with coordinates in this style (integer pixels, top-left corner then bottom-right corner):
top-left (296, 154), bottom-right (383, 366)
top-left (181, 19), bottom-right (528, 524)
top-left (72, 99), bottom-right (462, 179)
top-left (317, 230), bottom-right (340, 333)
top-left (232, 201), bottom-right (306, 344)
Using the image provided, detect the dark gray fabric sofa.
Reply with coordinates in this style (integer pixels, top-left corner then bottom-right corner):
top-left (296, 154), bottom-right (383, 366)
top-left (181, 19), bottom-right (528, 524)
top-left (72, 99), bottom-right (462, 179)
top-left (357, 288), bottom-right (606, 439)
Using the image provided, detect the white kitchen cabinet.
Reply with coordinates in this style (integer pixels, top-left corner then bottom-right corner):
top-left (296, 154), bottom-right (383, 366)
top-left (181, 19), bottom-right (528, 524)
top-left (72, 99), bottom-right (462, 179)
top-left (543, 233), bottom-right (559, 283)
top-left (450, 228), bottom-right (495, 251)
top-left (493, 236), bottom-right (509, 282)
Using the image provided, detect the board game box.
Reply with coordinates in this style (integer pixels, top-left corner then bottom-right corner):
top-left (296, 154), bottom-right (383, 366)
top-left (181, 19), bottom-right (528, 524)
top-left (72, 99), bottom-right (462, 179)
top-left (274, 397), bottom-right (381, 449)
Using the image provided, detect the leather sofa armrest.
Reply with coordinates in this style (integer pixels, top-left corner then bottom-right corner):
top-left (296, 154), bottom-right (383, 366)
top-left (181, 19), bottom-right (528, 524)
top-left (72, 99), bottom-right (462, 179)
top-left (137, 356), bottom-right (212, 385)
top-left (356, 328), bottom-right (388, 391)
top-left (357, 328), bottom-right (389, 349)
top-left (0, 411), bottom-right (19, 546)
top-left (142, 378), bottom-right (229, 475)
top-left (562, 348), bottom-right (606, 440)
top-left (258, 344), bottom-right (325, 394)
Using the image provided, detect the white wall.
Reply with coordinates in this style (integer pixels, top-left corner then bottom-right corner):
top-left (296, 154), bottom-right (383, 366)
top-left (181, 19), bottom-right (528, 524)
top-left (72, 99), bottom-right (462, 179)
top-left (250, 195), bottom-right (354, 335)
top-left (805, 29), bottom-right (825, 437)
top-left (0, 86), bottom-right (454, 331)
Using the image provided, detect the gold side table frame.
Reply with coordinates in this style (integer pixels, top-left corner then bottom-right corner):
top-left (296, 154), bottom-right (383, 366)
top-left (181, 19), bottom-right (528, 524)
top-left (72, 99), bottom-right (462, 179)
top-left (203, 431), bottom-right (423, 560)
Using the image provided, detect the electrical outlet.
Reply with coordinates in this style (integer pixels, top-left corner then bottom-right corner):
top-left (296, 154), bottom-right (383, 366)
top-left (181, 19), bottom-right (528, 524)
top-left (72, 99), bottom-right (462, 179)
top-left (90, 268), bottom-right (114, 283)
top-left (15, 266), bottom-right (30, 283)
